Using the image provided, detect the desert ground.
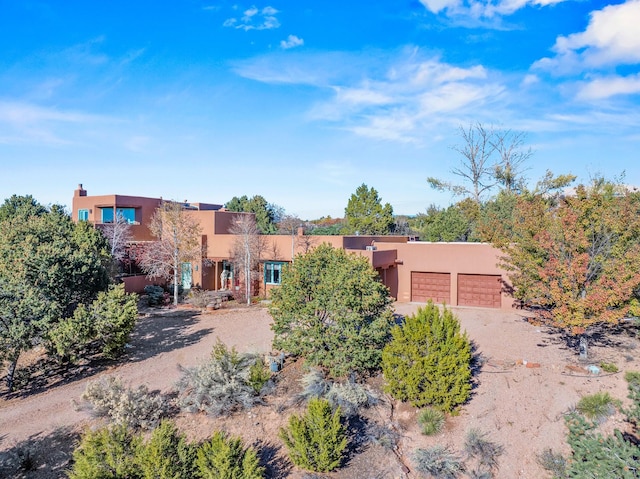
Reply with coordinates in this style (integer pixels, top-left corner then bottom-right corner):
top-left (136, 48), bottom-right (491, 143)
top-left (1, 301), bottom-right (639, 478)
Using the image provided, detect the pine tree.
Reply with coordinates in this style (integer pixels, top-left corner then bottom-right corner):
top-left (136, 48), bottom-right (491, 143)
top-left (382, 303), bottom-right (472, 412)
top-left (136, 420), bottom-right (197, 479)
top-left (67, 425), bottom-right (140, 479)
top-left (279, 398), bottom-right (348, 472)
top-left (196, 431), bottom-right (264, 479)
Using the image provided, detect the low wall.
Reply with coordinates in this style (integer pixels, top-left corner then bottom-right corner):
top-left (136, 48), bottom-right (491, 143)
top-left (122, 275), bottom-right (158, 294)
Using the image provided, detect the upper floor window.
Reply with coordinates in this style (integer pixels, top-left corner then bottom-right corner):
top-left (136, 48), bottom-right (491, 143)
top-left (78, 209), bottom-right (89, 221)
top-left (100, 207), bottom-right (114, 223)
top-left (116, 207), bottom-right (136, 224)
top-left (264, 262), bottom-right (284, 285)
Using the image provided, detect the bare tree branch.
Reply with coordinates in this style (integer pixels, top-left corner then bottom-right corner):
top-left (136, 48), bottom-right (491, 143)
top-left (138, 201), bottom-right (202, 305)
top-left (229, 214), bottom-right (263, 305)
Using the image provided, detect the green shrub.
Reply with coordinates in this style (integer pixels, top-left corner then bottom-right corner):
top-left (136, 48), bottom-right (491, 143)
top-left (144, 285), bottom-right (166, 306)
top-left (576, 392), bottom-right (616, 422)
top-left (196, 431), bottom-right (264, 479)
top-left (623, 370), bottom-right (640, 426)
top-left (413, 445), bottom-right (464, 479)
top-left (564, 412), bottom-right (639, 478)
top-left (248, 358), bottom-right (272, 394)
top-left (599, 361), bottom-right (618, 373)
top-left (279, 398), bottom-right (347, 472)
top-left (47, 284), bottom-right (137, 362)
top-left (382, 302), bottom-right (472, 412)
top-left (176, 341), bottom-right (263, 416)
top-left (136, 420), bottom-right (198, 479)
top-left (418, 407), bottom-right (445, 436)
top-left (270, 244), bottom-right (394, 377)
top-left (79, 376), bottom-right (168, 430)
top-left (549, 374), bottom-right (640, 478)
top-left (47, 304), bottom-right (94, 363)
top-left (67, 424), bottom-right (140, 479)
top-left (93, 285), bottom-right (138, 359)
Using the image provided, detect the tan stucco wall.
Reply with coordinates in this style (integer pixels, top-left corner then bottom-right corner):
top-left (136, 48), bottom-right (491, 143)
top-left (375, 241), bottom-right (513, 308)
top-left (72, 193), bottom-right (161, 242)
top-left (72, 189), bottom-right (515, 308)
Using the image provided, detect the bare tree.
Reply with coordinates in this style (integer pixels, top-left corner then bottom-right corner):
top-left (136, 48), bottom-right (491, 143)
top-left (428, 123), bottom-right (497, 203)
top-left (139, 201), bottom-right (202, 305)
top-left (229, 214), bottom-right (264, 305)
top-left (101, 216), bottom-right (132, 279)
top-left (296, 232), bottom-right (317, 255)
top-left (491, 129), bottom-right (532, 193)
top-left (278, 214), bottom-right (302, 262)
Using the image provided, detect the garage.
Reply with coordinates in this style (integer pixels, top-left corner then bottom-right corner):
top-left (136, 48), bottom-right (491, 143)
top-left (457, 274), bottom-right (502, 308)
top-left (411, 272), bottom-right (451, 304)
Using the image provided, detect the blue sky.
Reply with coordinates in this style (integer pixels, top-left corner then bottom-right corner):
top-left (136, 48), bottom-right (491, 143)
top-left (1, 0), bottom-right (638, 219)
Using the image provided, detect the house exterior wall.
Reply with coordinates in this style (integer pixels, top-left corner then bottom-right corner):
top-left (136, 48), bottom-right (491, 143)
top-left (71, 187), bottom-right (514, 309)
top-left (72, 185), bottom-right (161, 242)
top-left (374, 241), bottom-right (514, 309)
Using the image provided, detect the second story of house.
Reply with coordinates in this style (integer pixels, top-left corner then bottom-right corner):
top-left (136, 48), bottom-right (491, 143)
top-left (72, 184), bottom-right (223, 242)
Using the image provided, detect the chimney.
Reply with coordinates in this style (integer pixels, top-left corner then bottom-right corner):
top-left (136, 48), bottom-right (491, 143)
top-left (75, 184), bottom-right (87, 197)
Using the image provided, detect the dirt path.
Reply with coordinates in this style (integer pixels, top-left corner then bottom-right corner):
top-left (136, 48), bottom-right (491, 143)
top-left (0, 306), bottom-right (274, 449)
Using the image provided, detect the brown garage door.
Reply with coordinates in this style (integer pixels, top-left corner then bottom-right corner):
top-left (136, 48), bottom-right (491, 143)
top-left (458, 274), bottom-right (502, 308)
top-left (411, 272), bottom-right (451, 304)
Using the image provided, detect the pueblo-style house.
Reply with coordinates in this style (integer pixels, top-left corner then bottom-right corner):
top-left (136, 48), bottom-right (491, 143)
top-left (72, 185), bottom-right (514, 309)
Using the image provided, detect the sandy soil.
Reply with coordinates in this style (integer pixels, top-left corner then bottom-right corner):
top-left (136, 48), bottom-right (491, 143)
top-left (1, 302), bottom-right (639, 478)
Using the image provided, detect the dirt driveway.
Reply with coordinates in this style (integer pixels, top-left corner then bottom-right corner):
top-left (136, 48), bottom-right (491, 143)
top-left (1, 302), bottom-right (639, 479)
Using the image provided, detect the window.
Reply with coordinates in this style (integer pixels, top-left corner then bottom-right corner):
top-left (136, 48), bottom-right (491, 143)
top-left (78, 209), bottom-right (89, 221)
top-left (264, 262), bottom-right (284, 285)
top-left (100, 207), bottom-right (114, 223)
top-left (116, 207), bottom-right (136, 224)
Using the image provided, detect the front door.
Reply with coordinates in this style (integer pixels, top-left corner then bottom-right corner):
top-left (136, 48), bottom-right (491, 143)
top-left (181, 263), bottom-right (192, 290)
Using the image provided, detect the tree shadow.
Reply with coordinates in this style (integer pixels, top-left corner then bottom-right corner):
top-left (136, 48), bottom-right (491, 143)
top-left (340, 414), bottom-right (403, 479)
top-left (2, 309), bottom-right (213, 399)
top-left (0, 425), bottom-right (79, 479)
top-left (126, 309), bottom-right (214, 363)
top-left (535, 321), bottom-right (637, 354)
top-left (254, 439), bottom-right (291, 479)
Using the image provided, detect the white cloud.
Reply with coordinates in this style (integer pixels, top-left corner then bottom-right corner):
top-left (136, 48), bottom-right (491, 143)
top-left (535, 0), bottom-right (640, 72)
top-left (224, 5), bottom-right (280, 31)
top-left (238, 49), bottom-right (504, 142)
top-left (577, 74), bottom-right (640, 100)
top-left (419, 0), bottom-right (567, 19)
top-left (420, 0), bottom-right (459, 14)
top-left (521, 74), bottom-right (539, 86)
top-left (334, 87), bottom-right (392, 106)
top-left (280, 35), bottom-right (304, 50)
top-left (0, 100), bottom-right (113, 145)
top-left (0, 101), bottom-right (99, 124)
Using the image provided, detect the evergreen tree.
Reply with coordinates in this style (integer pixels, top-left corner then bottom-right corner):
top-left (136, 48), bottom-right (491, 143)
top-left (196, 431), bottom-right (264, 479)
top-left (382, 303), bottom-right (472, 412)
top-left (137, 421), bottom-right (197, 479)
top-left (0, 201), bottom-right (110, 390)
top-left (279, 398), bottom-right (347, 472)
top-left (225, 195), bottom-right (280, 234)
top-left (68, 425), bottom-right (141, 479)
top-left (343, 184), bottom-right (394, 235)
top-left (270, 244), bottom-right (394, 377)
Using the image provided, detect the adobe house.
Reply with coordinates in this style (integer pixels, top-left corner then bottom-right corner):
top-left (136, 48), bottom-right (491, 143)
top-left (72, 185), bottom-right (514, 309)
